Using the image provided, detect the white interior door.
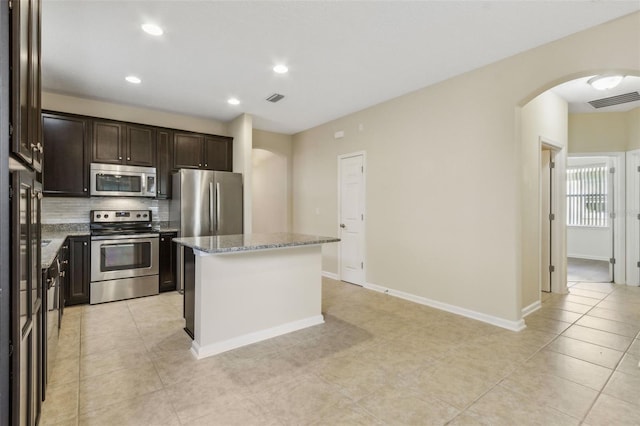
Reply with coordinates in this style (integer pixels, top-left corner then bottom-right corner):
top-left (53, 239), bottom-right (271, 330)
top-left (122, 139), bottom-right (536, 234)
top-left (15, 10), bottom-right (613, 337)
top-left (541, 149), bottom-right (552, 292)
top-left (339, 153), bottom-right (365, 285)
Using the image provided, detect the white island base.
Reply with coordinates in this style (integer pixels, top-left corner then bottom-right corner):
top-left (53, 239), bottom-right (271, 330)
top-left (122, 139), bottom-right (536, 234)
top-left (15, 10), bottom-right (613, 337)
top-left (190, 244), bottom-right (325, 359)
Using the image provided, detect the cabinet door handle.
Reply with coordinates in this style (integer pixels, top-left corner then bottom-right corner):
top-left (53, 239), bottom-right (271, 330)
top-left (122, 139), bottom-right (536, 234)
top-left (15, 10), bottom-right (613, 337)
top-left (84, 187), bottom-right (87, 191)
top-left (161, 238), bottom-right (165, 241)
top-left (204, 163), bottom-right (207, 167)
top-left (127, 157), bottom-right (130, 161)
top-left (119, 156), bottom-right (122, 160)
top-left (198, 163), bottom-right (202, 167)
top-left (83, 242), bottom-right (87, 246)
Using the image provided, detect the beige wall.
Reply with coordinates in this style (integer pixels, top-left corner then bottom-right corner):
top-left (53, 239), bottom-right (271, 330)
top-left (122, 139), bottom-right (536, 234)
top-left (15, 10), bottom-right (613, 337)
top-left (520, 91), bottom-right (568, 310)
top-left (568, 112), bottom-right (629, 152)
top-left (42, 92), bottom-right (229, 135)
top-left (626, 108), bottom-right (640, 150)
top-left (229, 114), bottom-right (253, 233)
top-left (292, 12), bottom-right (640, 325)
top-left (252, 130), bottom-right (293, 233)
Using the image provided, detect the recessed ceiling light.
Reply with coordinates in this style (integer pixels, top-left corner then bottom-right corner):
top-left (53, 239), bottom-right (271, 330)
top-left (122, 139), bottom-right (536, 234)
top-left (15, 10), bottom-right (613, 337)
top-left (588, 75), bottom-right (624, 91)
top-left (273, 64), bottom-right (289, 74)
top-left (142, 23), bottom-right (163, 36)
top-left (125, 75), bottom-right (141, 84)
top-left (227, 98), bottom-right (240, 105)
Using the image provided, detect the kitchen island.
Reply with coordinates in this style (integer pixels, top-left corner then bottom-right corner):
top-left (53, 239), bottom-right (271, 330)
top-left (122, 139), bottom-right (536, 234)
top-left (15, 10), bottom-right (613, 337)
top-left (173, 233), bottom-right (340, 359)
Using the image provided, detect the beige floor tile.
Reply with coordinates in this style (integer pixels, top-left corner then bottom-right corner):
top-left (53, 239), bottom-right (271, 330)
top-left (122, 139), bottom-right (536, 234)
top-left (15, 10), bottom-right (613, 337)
top-left (49, 355), bottom-right (80, 387)
top-left (447, 410), bottom-right (493, 426)
top-left (587, 307), bottom-right (640, 325)
top-left (81, 315), bottom-right (139, 337)
top-left (562, 324), bottom-right (633, 351)
top-left (80, 328), bottom-right (146, 356)
top-left (500, 368), bottom-right (599, 419)
top-left (79, 344), bottom-right (151, 379)
top-left (40, 381), bottom-right (79, 426)
top-left (546, 336), bottom-right (624, 369)
top-left (222, 347), bottom-right (303, 388)
top-left (603, 370), bottom-right (640, 407)
top-left (616, 352), bottom-right (640, 377)
top-left (151, 348), bottom-right (231, 387)
top-left (575, 315), bottom-right (640, 338)
top-left (312, 355), bottom-right (391, 401)
top-left (627, 338), bottom-right (640, 356)
top-left (524, 315), bottom-right (571, 334)
top-left (571, 282), bottom-right (615, 293)
top-left (402, 358), bottom-right (504, 410)
top-left (584, 394), bottom-right (640, 425)
top-left (358, 384), bottom-right (459, 425)
top-left (78, 364), bottom-right (163, 414)
top-left (568, 288), bottom-right (608, 300)
top-left (78, 389), bottom-right (180, 426)
top-left (523, 350), bottom-right (612, 391)
top-left (564, 294), bottom-right (601, 306)
top-left (307, 399), bottom-right (384, 426)
top-left (466, 385), bottom-right (579, 426)
top-left (535, 308), bottom-right (583, 323)
top-left (163, 365), bottom-right (247, 424)
top-left (247, 373), bottom-right (352, 425)
top-left (545, 300), bottom-right (593, 314)
top-left (184, 394), bottom-right (281, 426)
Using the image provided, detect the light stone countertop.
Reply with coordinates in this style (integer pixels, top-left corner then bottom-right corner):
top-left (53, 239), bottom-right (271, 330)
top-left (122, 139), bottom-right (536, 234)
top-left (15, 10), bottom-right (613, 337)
top-left (41, 227), bottom-right (90, 270)
top-left (173, 232), bottom-right (340, 254)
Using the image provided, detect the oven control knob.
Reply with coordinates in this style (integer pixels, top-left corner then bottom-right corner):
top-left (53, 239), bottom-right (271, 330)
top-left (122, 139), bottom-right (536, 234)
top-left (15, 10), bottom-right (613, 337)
top-left (104, 214), bottom-right (109, 218)
top-left (96, 214), bottom-right (101, 219)
top-left (136, 214), bottom-right (141, 218)
top-left (143, 214), bottom-right (148, 218)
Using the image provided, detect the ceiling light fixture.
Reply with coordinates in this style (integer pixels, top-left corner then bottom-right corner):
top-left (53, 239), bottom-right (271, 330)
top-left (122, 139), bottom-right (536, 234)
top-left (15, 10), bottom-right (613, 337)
top-left (142, 23), bottom-right (163, 36)
top-left (588, 75), bottom-right (624, 91)
top-left (227, 98), bottom-right (240, 105)
top-left (273, 64), bottom-right (289, 74)
top-left (125, 75), bottom-right (141, 84)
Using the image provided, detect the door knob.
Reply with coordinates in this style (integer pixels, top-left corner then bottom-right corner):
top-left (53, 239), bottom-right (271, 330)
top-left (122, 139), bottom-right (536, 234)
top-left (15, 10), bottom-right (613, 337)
top-left (340, 223), bottom-right (346, 228)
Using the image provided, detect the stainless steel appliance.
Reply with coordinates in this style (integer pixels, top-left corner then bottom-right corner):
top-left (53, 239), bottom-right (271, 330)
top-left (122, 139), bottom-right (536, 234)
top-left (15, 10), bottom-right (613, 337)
top-left (44, 258), bottom-right (60, 385)
top-left (90, 210), bottom-right (159, 304)
top-left (90, 163), bottom-right (157, 198)
top-left (170, 170), bottom-right (243, 290)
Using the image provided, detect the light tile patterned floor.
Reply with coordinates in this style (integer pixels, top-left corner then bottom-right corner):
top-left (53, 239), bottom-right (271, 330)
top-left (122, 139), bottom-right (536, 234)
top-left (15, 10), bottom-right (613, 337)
top-left (40, 278), bottom-right (640, 425)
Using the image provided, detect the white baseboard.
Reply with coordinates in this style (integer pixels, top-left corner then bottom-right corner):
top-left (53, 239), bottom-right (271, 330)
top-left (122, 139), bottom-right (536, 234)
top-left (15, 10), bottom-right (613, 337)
top-left (363, 282), bottom-right (526, 332)
top-left (522, 300), bottom-right (542, 317)
top-left (190, 315), bottom-right (325, 359)
top-left (322, 271), bottom-right (339, 280)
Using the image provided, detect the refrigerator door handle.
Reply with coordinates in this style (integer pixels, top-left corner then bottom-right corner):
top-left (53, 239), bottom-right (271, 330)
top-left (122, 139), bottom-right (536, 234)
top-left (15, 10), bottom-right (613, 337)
top-left (216, 182), bottom-right (221, 232)
top-left (209, 182), bottom-right (215, 233)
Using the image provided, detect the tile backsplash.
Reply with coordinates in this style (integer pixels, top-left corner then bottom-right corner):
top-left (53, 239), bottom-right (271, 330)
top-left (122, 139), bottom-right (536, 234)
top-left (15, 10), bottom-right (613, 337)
top-left (42, 197), bottom-right (170, 224)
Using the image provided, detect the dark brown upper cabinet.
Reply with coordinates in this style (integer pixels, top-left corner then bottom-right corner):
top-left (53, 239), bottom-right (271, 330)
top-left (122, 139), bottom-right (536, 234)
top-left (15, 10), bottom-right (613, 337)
top-left (42, 112), bottom-right (91, 196)
top-left (156, 129), bottom-right (173, 199)
top-left (204, 135), bottom-right (232, 172)
top-left (173, 132), bottom-right (232, 171)
top-left (11, 0), bottom-right (42, 172)
top-left (92, 121), bottom-right (156, 167)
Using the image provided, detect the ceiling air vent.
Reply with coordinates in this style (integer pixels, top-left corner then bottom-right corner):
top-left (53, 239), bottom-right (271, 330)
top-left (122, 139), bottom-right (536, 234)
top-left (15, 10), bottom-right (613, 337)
top-left (266, 93), bottom-right (285, 103)
top-left (588, 91), bottom-right (640, 109)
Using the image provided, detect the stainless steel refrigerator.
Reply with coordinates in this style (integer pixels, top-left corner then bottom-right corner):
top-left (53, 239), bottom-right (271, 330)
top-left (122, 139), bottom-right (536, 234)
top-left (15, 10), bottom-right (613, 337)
top-left (170, 169), bottom-right (243, 290)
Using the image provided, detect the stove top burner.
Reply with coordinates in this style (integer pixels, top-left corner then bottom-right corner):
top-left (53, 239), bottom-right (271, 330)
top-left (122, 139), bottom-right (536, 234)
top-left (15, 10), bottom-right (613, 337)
top-left (90, 209), bottom-right (157, 236)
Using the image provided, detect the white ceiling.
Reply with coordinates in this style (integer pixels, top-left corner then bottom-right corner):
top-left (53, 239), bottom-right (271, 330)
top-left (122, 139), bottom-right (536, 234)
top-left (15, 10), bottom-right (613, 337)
top-left (551, 75), bottom-right (640, 113)
top-left (41, 1), bottom-right (640, 135)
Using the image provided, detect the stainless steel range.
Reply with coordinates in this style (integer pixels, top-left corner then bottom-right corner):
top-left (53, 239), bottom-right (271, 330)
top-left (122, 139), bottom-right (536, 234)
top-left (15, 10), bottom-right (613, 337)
top-left (90, 209), bottom-right (159, 304)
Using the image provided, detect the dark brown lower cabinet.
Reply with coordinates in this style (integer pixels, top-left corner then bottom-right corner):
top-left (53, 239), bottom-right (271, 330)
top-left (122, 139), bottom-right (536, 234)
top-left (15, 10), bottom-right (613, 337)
top-left (183, 248), bottom-right (195, 339)
top-left (159, 232), bottom-right (177, 293)
top-left (65, 236), bottom-right (90, 306)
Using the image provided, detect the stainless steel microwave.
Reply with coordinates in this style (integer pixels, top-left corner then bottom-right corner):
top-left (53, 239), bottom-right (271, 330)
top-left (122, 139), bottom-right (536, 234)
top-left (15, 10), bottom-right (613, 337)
top-left (90, 163), bottom-right (157, 197)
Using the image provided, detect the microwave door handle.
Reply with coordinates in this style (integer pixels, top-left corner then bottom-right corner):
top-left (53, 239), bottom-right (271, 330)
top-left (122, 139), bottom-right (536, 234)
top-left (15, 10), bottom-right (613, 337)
top-left (216, 182), bottom-right (221, 233)
top-left (141, 174), bottom-right (146, 194)
top-left (209, 182), bottom-right (215, 234)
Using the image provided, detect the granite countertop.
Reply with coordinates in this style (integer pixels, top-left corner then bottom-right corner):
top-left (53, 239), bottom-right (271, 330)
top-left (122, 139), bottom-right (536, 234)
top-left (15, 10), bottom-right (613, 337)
top-left (41, 224), bottom-right (90, 269)
top-left (173, 232), bottom-right (340, 254)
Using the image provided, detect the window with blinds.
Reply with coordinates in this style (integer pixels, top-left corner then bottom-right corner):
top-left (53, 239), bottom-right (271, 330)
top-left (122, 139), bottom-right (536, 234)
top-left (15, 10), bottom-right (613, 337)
top-left (567, 165), bottom-right (608, 227)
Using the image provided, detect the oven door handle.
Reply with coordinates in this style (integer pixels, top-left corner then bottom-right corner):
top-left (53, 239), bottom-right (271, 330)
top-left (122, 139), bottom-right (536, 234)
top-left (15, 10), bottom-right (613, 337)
top-left (91, 233), bottom-right (159, 241)
top-left (103, 243), bottom-right (136, 249)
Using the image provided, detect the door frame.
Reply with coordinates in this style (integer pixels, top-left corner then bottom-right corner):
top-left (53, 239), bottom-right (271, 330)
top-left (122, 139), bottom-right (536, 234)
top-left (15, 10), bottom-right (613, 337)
top-left (539, 138), bottom-right (567, 294)
top-left (570, 151), bottom-right (626, 284)
top-left (626, 149), bottom-right (640, 285)
top-left (337, 151), bottom-right (366, 285)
